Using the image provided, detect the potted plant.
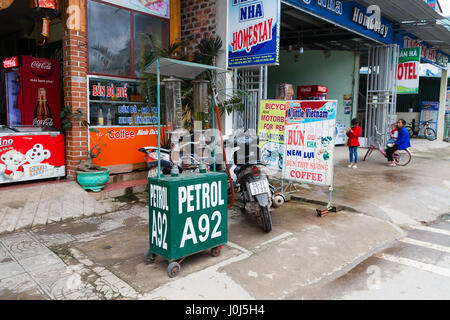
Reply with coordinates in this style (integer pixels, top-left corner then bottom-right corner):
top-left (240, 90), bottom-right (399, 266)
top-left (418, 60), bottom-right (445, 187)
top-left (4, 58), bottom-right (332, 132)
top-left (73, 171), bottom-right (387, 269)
top-left (60, 106), bottom-right (111, 192)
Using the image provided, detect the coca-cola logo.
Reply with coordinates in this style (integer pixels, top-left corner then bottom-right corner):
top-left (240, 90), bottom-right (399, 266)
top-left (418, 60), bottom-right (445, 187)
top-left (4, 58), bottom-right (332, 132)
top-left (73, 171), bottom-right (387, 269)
top-left (30, 59), bottom-right (54, 77)
top-left (2, 57), bottom-right (18, 69)
top-left (300, 87), bottom-right (312, 93)
top-left (33, 118), bottom-right (54, 127)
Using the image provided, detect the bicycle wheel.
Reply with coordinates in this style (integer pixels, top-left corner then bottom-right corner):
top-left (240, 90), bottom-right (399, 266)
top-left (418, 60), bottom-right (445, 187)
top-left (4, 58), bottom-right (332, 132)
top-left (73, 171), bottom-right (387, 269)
top-left (393, 149), bottom-right (412, 166)
top-left (363, 147), bottom-right (374, 161)
top-left (424, 128), bottom-right (436, 141)
top-left (405, 126), bottom-right (414, 138)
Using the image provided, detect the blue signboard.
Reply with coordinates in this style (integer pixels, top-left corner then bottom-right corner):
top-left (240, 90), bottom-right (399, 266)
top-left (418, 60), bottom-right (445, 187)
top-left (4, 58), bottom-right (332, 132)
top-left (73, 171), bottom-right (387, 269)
top-left (282, 0), bottom-right (394, 44)
top-left (419, 101), bottom-right (439, 137)
top-left (395, 33), bottom-right (450, 69)
top-left (427, 0), bottom-right (437, 11)
top-left (228, 0), bottom-right (281, 68)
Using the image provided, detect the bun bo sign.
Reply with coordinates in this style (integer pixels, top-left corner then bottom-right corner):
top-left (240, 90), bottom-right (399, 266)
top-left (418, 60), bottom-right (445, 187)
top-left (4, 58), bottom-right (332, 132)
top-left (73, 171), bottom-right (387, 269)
top-left (228, 0), bottom-right (280, 68)
top-left (282, 100), bottom-right (337, 187)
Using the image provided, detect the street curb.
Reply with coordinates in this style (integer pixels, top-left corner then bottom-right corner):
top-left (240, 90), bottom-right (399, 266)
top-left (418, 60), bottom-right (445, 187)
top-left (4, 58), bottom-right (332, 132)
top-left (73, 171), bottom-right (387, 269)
top-left (290, 195), bottom-right (358, 212)
top-left (290, 195), bottom-right (407, 238)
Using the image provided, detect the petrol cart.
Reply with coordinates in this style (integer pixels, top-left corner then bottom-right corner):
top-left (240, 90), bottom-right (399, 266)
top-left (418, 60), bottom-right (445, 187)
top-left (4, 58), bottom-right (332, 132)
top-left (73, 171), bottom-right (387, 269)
top-left (141, 57), bottom-right (231, 278)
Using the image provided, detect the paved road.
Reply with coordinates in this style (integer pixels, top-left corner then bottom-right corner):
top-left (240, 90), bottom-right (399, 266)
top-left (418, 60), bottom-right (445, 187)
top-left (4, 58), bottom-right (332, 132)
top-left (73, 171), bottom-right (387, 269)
top-left (290, 216), bottom-right (450, 299)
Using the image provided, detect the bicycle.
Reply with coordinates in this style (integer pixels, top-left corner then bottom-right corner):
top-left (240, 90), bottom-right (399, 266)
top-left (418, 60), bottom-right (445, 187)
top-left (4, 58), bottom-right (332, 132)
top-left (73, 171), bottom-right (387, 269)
top-left (405, 119), bottom-right (436, 141)
top-left (363, 127), bottom-right (412, 166)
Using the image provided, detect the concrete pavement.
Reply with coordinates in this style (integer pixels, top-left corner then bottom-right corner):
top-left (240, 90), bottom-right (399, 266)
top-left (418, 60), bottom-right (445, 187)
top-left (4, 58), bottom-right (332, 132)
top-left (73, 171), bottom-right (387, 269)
top-left (289, 139), bottom-right (450, 226)
top-left (0, 138), bottom-right (449, 300)
top-left (289, 216), bottom-right (450, 299)
top-left (0, 198), bottom-right (404, 300)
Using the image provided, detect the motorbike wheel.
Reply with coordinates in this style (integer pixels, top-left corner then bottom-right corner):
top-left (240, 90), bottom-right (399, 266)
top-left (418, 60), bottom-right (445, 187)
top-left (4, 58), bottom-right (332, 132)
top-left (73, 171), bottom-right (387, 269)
top-left (261, 206), bottom-right (272, 233)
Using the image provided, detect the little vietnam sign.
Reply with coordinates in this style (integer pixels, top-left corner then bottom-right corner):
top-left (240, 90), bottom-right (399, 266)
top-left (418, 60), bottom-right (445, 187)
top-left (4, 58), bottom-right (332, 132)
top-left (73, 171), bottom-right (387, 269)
top-left (228, 0), bottom-right (281, 68)
top-left (148, 173), bottom-right (228, 260)
top-left (282, 101), bottom-right (337, 187)
top-left (397, 47), bottom-right (420, 94)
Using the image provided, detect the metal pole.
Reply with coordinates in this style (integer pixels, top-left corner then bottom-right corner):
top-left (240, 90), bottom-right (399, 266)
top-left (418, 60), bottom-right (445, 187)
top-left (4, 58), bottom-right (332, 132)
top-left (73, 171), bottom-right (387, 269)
top-left (212, 87), bottom-right (216, 172)
top-left (157, 57), bottom-right (161, 179)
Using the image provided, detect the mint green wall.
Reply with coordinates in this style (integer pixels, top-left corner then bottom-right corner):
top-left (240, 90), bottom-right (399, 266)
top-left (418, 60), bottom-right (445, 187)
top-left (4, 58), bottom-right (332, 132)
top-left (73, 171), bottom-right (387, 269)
top-left (268, 50), bottom-right (359, 127)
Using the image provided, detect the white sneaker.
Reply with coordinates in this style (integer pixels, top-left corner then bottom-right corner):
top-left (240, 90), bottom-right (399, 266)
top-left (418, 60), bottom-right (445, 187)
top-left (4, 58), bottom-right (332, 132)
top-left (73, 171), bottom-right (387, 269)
top-left (352, 164), bottom-right (358, 169)
top-left (348, 163), bottom-right (353, 168)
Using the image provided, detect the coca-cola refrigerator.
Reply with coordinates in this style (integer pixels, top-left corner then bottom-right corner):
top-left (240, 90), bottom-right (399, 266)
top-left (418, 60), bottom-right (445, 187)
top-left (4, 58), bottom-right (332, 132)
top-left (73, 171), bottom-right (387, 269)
top-left (2, 55), bottom-right (61, 128)
top-left (1, 56), bottom-right (65, 184)
top-left (297, 85), bottom-right (328, 100)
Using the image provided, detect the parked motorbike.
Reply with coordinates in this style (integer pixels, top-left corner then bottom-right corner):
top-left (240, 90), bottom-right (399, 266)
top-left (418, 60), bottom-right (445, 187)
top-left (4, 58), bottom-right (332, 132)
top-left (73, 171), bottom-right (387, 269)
top-left (138, 146), bottom-right (173, 177)
top-left (234, 161), bottom-right (273, 233)
top-left (230, 134), bottom-right (273, 233)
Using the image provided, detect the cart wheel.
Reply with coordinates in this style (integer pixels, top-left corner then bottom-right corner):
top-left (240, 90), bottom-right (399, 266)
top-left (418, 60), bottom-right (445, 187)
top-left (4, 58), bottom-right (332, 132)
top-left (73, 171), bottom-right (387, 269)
top-left (210, 246), bottom-right (222, 257)
top-left (167, 262), bottom-right (181, 278)
top-left (143, 251), bottom-right (156, 265)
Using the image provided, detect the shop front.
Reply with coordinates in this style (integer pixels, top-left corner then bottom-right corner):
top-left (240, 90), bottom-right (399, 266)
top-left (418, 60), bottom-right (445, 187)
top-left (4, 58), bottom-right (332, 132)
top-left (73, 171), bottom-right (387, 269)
top-left (0, 1), bottom-right (66, 185)
top-left (0, 0), bottom-right (180, 186)
top-left (227, 0), bottom-right (450, 145)
top-left (227, 0), bottom-right (398, 150)
top-left (83, 0), bottom-right (171, 175)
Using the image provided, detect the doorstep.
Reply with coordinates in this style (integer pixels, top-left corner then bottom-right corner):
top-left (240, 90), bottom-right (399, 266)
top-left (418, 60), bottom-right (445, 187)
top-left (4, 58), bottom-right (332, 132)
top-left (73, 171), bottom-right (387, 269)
top-left (89, 178), bottom-right (148, 201)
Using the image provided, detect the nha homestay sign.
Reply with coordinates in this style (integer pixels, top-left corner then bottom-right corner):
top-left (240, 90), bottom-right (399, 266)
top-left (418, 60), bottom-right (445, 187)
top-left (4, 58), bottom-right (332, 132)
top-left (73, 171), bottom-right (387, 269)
top-left (228, 0), bottom-right (280, 68)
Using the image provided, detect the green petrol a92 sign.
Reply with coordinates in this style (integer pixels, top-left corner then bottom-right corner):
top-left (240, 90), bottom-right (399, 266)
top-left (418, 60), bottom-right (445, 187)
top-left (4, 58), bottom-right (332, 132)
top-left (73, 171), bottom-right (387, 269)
top-left (148, 173), bottom-right (228, 260)
top-left (397, 47), bottom-right (421, 95)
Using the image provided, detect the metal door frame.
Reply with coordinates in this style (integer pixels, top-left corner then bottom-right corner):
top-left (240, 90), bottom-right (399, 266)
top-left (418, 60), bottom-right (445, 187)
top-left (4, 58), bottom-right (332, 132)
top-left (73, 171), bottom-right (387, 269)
top-left (233, 66), bottom-right (268, 132)
top-left (365, 44), bottom-right (399, 147)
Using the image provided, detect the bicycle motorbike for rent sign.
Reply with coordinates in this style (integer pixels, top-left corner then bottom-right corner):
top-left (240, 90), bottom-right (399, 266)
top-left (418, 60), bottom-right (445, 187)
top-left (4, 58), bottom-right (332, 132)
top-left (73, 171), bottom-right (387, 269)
top-left (282, 100), bottom-right (337, 211)
top-left (258, 100), bottom-right (287, 171)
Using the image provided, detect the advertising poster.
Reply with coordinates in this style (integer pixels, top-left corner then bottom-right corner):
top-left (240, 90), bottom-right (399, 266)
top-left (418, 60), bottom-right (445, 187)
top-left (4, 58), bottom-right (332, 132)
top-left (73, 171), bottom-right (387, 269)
top-left (397, 47), bottom-right (421, 94)
top-left (446, 87), bottom-right (450, 115)
top-left (90, 127), bottom-right (165, 167)
top-left (228, 0), bottom-right (281, 68)
top-left (258, 100), bottom-right (287, 171)
top-left (0, 134), bottom-right (65, 184)
top-left (282, 101), bottom-right (337, 187)
top-left (335, 122), bottom-right (347, 145)
top-left (102, 0), bottom-right (169, 18)
top-left (20, 56), bottom-right (61, 129)
top-left (419, 102), bottom-right (439, 136)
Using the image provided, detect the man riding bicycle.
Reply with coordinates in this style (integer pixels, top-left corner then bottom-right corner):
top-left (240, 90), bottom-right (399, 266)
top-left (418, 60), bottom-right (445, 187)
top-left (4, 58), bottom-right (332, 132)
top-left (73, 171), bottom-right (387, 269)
top-left (386, 119), bottom-right (411, 167)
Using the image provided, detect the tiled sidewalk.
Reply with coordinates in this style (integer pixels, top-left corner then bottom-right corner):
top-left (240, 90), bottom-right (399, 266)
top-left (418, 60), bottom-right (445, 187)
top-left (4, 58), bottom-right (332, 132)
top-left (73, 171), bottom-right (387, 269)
top-left (0, 181), bottom-right (123, 235)
top-left (0, 204), bottom-right (149, 300)
top-left (0, 231), bottom-right (99, 299)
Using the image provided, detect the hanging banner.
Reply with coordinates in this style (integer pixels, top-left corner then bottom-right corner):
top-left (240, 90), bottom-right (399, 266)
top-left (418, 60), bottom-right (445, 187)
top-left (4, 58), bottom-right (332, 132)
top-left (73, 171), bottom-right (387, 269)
top-left (101, 0), bottom-right (170, 18)
top-left (395, 34), bottom-right (449, 69)
top-left (258, 100), bottom-right (287, 171)
top-left (282, 100), bottom-right (337, 187)
top-left (397, 47), bottom-right (421, 94)
top-left (227, 0), bottom-right (281, 68)
top-left (282, 0), bottom-right (394, 45)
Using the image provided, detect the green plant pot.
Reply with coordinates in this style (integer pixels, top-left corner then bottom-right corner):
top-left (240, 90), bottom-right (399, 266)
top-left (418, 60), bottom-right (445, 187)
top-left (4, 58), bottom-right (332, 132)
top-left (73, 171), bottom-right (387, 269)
top-left (76, 168), bottom-right (110, 192)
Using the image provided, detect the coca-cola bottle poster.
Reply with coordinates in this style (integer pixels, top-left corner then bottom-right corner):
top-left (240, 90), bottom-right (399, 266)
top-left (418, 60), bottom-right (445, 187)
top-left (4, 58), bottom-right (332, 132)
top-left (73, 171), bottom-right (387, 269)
top-left (21, 56), bottom-right (61, 129)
